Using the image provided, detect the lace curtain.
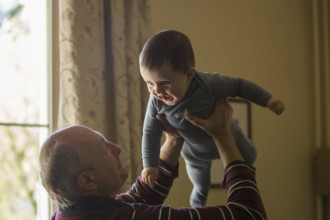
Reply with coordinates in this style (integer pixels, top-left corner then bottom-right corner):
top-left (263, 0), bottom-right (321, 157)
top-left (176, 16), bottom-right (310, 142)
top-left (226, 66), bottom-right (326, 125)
top-left (57, 0), bottom-right (150, 191)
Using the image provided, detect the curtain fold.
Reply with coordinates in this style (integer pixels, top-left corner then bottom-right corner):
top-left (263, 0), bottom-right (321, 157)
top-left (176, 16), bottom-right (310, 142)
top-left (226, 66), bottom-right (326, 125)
top-left (58, 0), bottom-right (108, 133)
top-left (104, 0), bottom-right (150, 190)
top-left (57, 0), bottom-right (150, 192)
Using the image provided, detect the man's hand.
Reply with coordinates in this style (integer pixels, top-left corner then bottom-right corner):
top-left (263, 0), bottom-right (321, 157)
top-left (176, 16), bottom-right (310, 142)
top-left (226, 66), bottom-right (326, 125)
top-left (156, 114), bottom-right (182, 140)
top-left (185, 98), bottom-right (233, 139)
top-left (142, 167), bottom-right (159, 187)
top-left (266, 97), bottom-right (285, 115)
top-left (186, 99), bottom-right (243, 167)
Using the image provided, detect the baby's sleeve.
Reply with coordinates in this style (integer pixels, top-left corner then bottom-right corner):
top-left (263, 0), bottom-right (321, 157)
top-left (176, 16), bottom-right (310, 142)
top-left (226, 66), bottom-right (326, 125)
top-left (208, 73), bottom-right (272, 107)
top-left (142, 96), bottom-right (164, 168)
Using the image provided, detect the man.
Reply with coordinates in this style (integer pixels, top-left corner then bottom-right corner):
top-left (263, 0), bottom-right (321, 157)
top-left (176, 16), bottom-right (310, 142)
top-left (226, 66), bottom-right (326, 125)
top-left (39, 99), bottom-right (267, 219)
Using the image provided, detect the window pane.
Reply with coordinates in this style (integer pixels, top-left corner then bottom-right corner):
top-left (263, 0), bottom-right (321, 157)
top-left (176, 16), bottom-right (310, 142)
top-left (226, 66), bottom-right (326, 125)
top-left (0, 125), bottom-right (48, 219)
top-left (0, 0), bottom-right (49, 219)
top-left (0, 0), bottom-right (47, 124)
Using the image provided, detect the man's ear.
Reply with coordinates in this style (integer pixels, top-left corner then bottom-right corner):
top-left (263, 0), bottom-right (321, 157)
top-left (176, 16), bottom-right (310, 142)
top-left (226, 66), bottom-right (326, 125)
top-left (186, 67), bottom-right (196, 80)
top-left (77, 171), bottom-right (98, 190)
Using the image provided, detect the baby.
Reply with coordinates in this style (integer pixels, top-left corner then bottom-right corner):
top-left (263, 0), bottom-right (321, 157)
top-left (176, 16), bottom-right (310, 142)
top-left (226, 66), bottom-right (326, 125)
top-left (139, 30), bottom-right (284, 207)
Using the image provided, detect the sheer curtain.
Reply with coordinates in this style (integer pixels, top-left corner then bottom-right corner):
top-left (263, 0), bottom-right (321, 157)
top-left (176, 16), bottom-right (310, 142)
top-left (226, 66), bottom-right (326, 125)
top-left (55, 0), bottom-right (150, 192)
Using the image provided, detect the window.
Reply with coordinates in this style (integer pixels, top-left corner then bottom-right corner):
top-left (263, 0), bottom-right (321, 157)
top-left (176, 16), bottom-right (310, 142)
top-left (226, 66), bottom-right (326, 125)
top-left (0, 0), bottom-right (50, 219)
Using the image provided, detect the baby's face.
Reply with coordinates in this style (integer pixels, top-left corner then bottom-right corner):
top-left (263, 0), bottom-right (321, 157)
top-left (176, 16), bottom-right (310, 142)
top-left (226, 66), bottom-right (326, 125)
top-left (140, 63), bottom-right (195, 106)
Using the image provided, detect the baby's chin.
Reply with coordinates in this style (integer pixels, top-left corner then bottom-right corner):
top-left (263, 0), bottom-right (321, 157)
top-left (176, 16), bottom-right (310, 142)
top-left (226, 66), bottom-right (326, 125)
top-left (162, 97), bottom-right (177, 106)
top-left (164, 101), bottom-right (176, 106)
top-left (154, 95), bottom-right (176, 105)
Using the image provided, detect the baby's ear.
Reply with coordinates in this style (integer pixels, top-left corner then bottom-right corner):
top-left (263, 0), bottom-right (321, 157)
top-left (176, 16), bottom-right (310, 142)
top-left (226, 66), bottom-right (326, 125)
top-left (186, 67), bottom-right (196, 79)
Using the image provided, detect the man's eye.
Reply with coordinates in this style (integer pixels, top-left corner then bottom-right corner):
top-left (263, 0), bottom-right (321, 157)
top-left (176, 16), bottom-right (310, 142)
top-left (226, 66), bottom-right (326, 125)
top-left (146, 82), bottom-right (153, 86)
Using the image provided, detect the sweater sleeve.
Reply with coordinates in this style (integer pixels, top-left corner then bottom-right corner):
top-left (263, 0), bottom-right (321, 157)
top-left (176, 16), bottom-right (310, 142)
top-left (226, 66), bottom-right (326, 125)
top-left (219, 161), bottom-right (267, 219)
top-left (171, 161), bottom-right (267, 219)
top-left (142, 95), bottom-right (164, 168)
top-left (116, 161), bottom-right (267, 220)
top-left (199, 72), bottom-right (272, 107)
top-left (115, 161), bottom-right (178, 205)
top-left (130, 161), bottom-right (267, 220)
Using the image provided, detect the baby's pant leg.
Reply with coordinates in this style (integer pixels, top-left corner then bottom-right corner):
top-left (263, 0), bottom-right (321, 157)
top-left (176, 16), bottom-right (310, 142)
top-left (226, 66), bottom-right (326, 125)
top-left (182, 145), bottom-right (212, 207)
top-left (230, 119), bottom-right (257, 164)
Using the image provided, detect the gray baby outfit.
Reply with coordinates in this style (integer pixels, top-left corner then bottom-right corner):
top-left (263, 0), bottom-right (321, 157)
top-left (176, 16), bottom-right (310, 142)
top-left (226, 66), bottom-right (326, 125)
top-left (142, 71), bottom-right (272, 207)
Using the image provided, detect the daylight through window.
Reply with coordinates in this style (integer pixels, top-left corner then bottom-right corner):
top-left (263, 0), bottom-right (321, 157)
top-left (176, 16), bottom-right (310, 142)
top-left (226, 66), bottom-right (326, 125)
top-left (0, 0), bottom-right (49, 219)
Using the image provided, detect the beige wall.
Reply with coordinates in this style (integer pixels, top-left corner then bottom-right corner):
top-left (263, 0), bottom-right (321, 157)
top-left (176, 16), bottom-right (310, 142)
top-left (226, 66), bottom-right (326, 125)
top-left (149, 1), bottom-right (316, 219)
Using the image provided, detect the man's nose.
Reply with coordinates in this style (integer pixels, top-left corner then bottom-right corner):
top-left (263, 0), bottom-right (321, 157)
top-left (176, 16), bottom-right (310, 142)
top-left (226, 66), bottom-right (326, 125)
top-left (111, 143), bottom-right (121, 157)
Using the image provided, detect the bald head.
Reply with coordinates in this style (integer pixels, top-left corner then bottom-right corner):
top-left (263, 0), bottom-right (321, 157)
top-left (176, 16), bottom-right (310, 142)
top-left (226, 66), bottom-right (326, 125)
top-left (41, 125), bottom-right (99, 152)
top-left (39, 125), bottom-right (128, 207)
top-left (39, 126), bottom-right (101, 207)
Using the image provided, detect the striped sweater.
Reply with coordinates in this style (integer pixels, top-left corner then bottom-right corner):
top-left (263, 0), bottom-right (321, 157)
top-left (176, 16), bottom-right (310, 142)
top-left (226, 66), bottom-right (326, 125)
top-left (52, 161), bottom-right (267, 220)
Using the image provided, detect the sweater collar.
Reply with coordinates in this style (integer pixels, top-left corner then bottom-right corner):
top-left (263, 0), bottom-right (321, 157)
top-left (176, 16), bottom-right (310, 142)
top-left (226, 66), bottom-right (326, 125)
top-left (59, 195), bottom-right (128, 214)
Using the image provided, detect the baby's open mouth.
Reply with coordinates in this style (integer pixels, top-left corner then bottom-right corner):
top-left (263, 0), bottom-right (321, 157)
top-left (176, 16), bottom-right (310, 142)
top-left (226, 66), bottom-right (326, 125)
top-left (154, 92), bottom-right (174, 103)
top-left (162, 94), bottom-right (173, 101)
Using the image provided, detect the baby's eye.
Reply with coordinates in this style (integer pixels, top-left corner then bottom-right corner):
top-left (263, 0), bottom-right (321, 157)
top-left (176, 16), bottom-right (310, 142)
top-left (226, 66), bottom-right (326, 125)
top-left (146, 82), bottom-right (154, 87)
top-left (159, 81), bottom-right (170, 86)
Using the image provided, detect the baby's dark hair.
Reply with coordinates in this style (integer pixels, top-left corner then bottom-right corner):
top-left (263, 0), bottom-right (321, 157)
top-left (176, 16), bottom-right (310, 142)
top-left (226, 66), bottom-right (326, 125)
top-left (139, 30), bottom-right (195, 72)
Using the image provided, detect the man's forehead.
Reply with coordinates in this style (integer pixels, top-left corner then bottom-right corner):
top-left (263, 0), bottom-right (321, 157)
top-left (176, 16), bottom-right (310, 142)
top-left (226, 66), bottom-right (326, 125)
top-left (51, 126), bottom-right (100, 144)
top-left (58, 125), bottom-right (94, 135)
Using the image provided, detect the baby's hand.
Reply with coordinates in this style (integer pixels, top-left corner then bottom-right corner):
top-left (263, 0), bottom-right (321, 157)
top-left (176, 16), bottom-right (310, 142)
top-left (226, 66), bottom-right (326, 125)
top-left (142, 167), bottom-right (159, 186)
top-left (266, 97), bottom-right (285, 115)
